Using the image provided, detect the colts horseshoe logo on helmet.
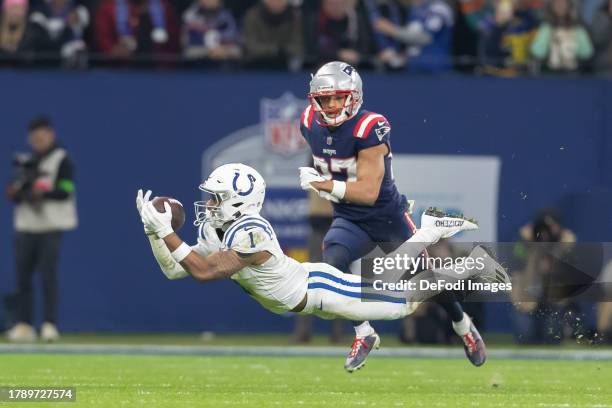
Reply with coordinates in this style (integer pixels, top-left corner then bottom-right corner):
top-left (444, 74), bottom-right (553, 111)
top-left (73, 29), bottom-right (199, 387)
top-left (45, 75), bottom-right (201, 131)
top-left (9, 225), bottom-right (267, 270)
top-left (233, 172), bottom-right (256, 196)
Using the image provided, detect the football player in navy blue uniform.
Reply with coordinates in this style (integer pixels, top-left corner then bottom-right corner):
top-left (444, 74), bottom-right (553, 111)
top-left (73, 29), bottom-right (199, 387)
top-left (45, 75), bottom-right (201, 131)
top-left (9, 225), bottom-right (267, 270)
top-left (299, 61), bottom-right (486, 372)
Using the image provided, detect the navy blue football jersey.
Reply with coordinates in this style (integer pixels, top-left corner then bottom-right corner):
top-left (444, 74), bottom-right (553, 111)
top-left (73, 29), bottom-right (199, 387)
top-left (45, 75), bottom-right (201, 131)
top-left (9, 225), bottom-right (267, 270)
top-left (300, 106), bottom-right (406, 222)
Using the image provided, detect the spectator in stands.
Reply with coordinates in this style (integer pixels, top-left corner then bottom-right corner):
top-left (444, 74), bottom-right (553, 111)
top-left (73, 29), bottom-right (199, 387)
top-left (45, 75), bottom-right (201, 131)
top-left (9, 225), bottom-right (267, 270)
top-left (590, 0), bottom-right (612, 75)
top-left (303, 0), bottom-right (373, 68)
top-left (29, 0), bottom-right (90, 66)
top-left (181, 0), bottom-right (240, 64)
top-left (4, 116), bottom-right (78, 343)
top-left (0, 0), bottom-right (35, 61)
top-left (242, 0), bottom-right (302, 70)
top-left (511, 209), bottom-right (582, 344)
top-left (460, 0), bottom-right (543, 32)
top-left (479, 0), bottom-right (541, 75)
top-left (362, 0), bottom-right (409, 70)
top-left (372, 0), bottom-right (454, 72)
top-left (530, 0), bottom-right (593, 73)
top-left (94, 0), bottom-right (179, 63)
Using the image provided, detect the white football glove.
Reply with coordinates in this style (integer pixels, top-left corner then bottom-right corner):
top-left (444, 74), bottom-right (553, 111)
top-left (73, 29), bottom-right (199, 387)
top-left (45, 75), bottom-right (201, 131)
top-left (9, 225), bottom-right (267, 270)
top-left (136, 189), bottom-right (152, 215)
top-left (299, 167), bottom-right (325, 192)
top-left (136, 189), bottom-right (156, 236)
top-left (141, 201), bottom-right (173, 239)
top-left (318, 190), bottom-right (340, 203)
top-left (298, 167), bottom-right (340, 203)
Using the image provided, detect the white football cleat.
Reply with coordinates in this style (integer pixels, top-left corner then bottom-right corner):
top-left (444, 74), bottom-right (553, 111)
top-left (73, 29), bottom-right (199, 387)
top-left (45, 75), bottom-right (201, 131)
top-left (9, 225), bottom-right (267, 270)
top-left (6, 322), bottom-right (37, 343)
top-left (420, 207), bottom-right (478, 239)
top-left (40, 322), bottom-right (60, 343)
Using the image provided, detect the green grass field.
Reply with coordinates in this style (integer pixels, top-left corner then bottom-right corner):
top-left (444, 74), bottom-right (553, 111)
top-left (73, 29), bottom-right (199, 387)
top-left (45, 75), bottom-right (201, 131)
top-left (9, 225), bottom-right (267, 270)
top-left (1, 353), bottom-right (611, 407)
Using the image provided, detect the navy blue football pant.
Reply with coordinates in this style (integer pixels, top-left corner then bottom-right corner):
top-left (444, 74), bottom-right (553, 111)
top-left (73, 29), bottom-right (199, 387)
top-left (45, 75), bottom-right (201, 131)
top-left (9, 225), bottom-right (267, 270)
top-left (322, 212), bottom-right (465, 324)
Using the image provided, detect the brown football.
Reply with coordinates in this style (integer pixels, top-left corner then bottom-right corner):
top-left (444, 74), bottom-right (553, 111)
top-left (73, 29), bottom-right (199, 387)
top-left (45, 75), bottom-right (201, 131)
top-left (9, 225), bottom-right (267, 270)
top-left (152, 196), bottom-right (185, 231)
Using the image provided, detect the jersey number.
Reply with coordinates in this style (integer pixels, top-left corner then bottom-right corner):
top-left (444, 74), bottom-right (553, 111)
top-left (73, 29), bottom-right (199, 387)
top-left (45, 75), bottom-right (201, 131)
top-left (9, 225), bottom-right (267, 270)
top-left (248, 231), bottom-right (256, 248)
top-left (312, 156), bottom-right (357, 182)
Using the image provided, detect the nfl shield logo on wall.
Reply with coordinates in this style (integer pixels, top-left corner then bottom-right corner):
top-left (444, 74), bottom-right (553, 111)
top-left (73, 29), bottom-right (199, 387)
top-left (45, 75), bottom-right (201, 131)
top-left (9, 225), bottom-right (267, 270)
top-left (261, 92), bottom-right (308, 156)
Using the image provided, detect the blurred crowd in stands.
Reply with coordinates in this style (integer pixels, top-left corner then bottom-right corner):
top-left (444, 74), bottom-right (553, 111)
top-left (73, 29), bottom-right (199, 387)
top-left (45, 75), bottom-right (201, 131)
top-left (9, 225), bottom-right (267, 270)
top-left (0, 0), bottom-right (610, 75)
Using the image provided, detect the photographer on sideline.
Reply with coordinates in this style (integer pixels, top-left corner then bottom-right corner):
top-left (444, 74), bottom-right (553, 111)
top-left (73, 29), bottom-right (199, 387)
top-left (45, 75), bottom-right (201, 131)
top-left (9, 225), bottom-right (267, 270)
top-left (511, 208), bottom-right (580, 344)
top-left (4, 116), bottom-right (77, 342)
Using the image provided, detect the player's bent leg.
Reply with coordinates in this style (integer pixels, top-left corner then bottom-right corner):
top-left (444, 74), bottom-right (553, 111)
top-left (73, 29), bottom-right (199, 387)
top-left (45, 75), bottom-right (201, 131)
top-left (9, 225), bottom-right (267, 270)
top-left (424, 245), bottom-right (509, 285)
top-left (382, 209), bottom-right (478, 266)
top-left (403, 268), bottom-right (488, 367)
top-left (468, 245), bottom-right (511, 285)
top-left (321, 244), bottom-right (354, 275)
top-left (303, 263), bottom-right (414, 321)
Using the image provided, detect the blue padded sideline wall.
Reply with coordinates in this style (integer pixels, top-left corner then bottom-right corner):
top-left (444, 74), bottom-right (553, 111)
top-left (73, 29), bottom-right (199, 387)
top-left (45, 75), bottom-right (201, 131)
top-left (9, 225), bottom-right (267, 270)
top-left (0, 71), bottom-right (610, 332)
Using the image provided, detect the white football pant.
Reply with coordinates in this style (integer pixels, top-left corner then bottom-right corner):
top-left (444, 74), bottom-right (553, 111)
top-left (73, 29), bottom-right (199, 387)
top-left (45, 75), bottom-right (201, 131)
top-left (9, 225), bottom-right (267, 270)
top-left (299, 262), bottom-right (418, 321)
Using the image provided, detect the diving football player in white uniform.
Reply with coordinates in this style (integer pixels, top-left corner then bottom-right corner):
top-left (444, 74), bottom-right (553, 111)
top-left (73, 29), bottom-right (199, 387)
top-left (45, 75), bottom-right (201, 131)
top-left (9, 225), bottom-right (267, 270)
top-left (137, 163), bottom-right (500, 365)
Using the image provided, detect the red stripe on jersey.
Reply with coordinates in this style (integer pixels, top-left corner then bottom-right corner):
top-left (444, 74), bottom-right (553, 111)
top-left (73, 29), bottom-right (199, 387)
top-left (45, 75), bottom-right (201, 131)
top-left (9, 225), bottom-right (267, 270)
top-left (301, 105), bottom-right (314, 129)
top-left (353, 113), bottom-right (386, 138)
top-left (307, 106), bottom-right (314, 128)
top-left (352, 113), bottom-right (374, 137)
top-left (362, 115), bottom-right (386, 138)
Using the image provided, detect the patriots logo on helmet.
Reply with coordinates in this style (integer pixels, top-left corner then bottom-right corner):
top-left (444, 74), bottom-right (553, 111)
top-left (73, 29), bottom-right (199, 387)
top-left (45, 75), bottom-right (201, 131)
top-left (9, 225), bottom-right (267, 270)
top-left (342, 65), bottom-right (354, 76)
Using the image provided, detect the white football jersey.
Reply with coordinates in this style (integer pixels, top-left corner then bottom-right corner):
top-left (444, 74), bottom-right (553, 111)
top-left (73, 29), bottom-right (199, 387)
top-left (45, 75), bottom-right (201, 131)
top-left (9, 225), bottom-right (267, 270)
top-left (195, 214), bottom-right (308, 314)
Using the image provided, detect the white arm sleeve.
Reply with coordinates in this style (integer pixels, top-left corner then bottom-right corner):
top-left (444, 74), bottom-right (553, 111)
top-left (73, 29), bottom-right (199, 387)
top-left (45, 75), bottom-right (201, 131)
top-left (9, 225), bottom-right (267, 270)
top-left (148, 236), bottom-right (189, 280)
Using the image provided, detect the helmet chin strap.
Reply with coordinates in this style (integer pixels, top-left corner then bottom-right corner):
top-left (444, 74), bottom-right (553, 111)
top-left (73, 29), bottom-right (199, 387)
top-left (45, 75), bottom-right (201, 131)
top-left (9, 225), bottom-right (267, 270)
top-left (319, 110), bottom-right (349, 126)
top-left (314, 93), bottom-right (360, 126)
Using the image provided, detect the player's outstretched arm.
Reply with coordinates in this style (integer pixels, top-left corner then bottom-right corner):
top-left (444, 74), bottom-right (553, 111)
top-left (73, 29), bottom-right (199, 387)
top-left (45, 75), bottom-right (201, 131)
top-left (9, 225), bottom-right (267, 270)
top-left (162, 232), bottom-right (270, 282)
top-left (146, 234), bottom-right (228, 281)
top-left (140, 198), bottom-right (270, 281)
top-left (137, 189), bottom-right (188, 280)
top-left (310, 144), bottom-right (387, 206)
top-left (146, 236), bottom-right (189, 280)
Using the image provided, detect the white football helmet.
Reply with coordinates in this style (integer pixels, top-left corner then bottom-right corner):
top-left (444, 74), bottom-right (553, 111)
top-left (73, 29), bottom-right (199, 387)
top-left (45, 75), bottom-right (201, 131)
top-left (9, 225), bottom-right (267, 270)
top-left (194, 163), bottom-right (266, 228)
top-left (308, 61), bottom-right (363, 126)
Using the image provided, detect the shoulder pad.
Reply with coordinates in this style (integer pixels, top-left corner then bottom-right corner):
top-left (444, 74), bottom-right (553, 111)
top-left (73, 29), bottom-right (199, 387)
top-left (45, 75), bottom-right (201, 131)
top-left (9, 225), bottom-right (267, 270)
top-left (352, 112), bottom-right (389, 139)
top-left (223, 217), bottom-right (275, 253)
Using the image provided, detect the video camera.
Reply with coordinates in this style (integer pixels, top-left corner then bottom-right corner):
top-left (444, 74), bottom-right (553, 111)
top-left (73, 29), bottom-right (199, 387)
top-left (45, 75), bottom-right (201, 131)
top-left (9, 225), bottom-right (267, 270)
top-left (9, 153), bottom-right (41, 195)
